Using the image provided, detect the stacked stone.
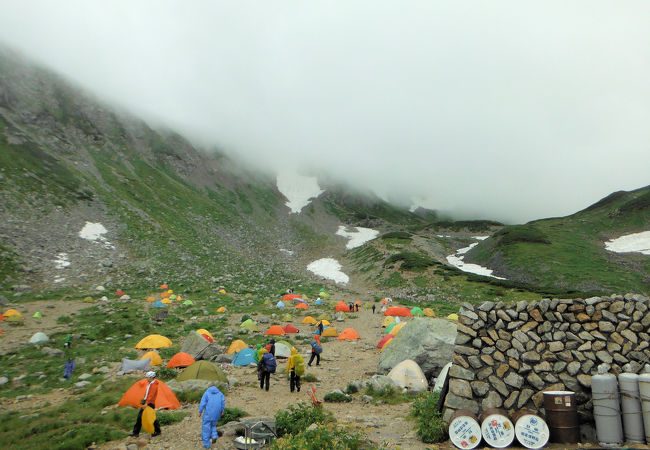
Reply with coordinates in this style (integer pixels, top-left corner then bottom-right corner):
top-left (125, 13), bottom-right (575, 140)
top-left (443, 293), bottom-right (650, 423)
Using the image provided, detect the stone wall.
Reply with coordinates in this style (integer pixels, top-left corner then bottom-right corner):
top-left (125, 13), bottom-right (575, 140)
top-left (443, 293), bottom-right (650, 425)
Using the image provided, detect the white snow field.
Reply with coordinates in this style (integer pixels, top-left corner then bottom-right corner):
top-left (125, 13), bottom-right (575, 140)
top-left (605, 231), bottom-right (650, 255)
top-left (79, 221), bottom-right (114, 249)
top-left (446, 241), bottom-right (506, 279)
top-left (307, 258), bottom-right (349, 284)
top-left (276, 173), bottom-right (324, 213)
top-left (336, 226), bottom-right (379, 249)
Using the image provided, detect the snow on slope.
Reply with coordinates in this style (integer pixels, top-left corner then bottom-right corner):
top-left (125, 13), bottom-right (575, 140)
top-left (445, 238), bottom-right (506, 280)
top-left (336, 226), bottom-right (379, 249)
top-left (605, 231), bottom-right (650, 255)
top-left (307, 258), bottom-right (349, 284)
top-left (276, 173), bottom-right (324, 213)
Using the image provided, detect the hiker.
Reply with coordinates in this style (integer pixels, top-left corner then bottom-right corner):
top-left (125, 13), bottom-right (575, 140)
top-left (259, 351), bottom-right (277, 391)
top-left (63, 358), bottom-right (75, 379)
top-left (308, 334), bottom-right (322, 367)
top-left (63, 334), bottom-right (71, 349)
top-left (198, 383), bottom-right (226, 449)
top-left (355, 303), bottom-right (359, 312)
top-left (129, 371), bottom-right (161, 437)
top-left (372, 304), bottom-right (376, 314)
top-left (316, 321), bottom-right (323, 335)
top-left (253, 343), bottom-right (264, 363)
top-left (266, 338), bottom-right (276, 356)
top-left (286, 346), bottom-right (305, 393)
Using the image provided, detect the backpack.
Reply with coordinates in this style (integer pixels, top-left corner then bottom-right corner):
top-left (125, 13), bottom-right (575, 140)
top-left (261, 353), bottom-right (277, 373)
top-left (310, 340), bottom-right (323, 355)
top-left (293, 354), bottom-right (306, 376)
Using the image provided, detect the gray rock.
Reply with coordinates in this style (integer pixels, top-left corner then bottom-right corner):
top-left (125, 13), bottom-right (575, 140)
top-left (0, 376), bottom-right (8, 386)
top-left (504, 372), bottom-right (524, 389)
top-left (449, 365), bottom-right (475, 381)
top-left (74, 381), bottom-right (91, 388)
top-left (366, 375), bottom-right (398, 392)
top-left (471, 381), bottom-right (490, 397)
top-left (444, 393), bottom-right (479, 414)
top-left (488, 376), bottom-right (510, 396)
top-left (449, 379), bottom-right (473, 398)
top-left (482, 391), bottom-right (503, 409)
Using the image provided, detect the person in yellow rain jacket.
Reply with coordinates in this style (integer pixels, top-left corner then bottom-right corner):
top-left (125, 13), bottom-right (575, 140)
top-left (286, 347), bottom-right (305, 393)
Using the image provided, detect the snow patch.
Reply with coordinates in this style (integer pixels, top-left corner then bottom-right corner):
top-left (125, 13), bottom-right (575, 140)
top-left (279, 248), bottom-right (294, 255)
top-left (79, 221), bottom-right (114, 249)
top-left (276, 173), bottom-right (324, 213)
top-left (446, 241), bottom-right (506, 280)
top-left (307, 258), bottom-right (349, 284)
top-left (54, 252), bottom-right (70, 269)
top-left (336, 226), bottom-right (379, 249)
top-left (605, 231), bottom-right (650, 255)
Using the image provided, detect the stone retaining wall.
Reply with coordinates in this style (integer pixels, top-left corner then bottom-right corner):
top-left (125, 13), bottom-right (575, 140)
top-left (443, 293), bottom-right (650, 425)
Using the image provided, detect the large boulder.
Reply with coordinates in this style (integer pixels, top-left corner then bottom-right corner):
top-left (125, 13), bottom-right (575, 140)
top-left (181, 332), bottom-right (222, 360)
top-left (378, 318), bottom-right (457, 380)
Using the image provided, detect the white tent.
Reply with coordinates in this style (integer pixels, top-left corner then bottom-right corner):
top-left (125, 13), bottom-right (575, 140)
top-left (387, 359), bottom-right (428, 392)
top-left (28, 332), bottom-right (49, 344)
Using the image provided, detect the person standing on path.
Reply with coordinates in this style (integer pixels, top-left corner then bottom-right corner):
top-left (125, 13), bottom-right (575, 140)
top-left (308, 334), bottom-right (322, 367)
top-left (129, 371), bottom-right (161, 437)
top-left (198, 383), bottom-right (226, 448)
top-left (372, 304), bottom-right (376, 314)
top-left (63, 357), bottom-right (75, 379)
top-left (316, 320), bottom-right (324, 335)
top-left (259, 351), bottom-right (277, 391)
top-left (286, 347), bottom-right (304, 393)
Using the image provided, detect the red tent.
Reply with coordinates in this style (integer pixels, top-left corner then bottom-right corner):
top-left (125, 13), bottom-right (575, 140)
top-left (377, 334), bottom-right (394, 349)
top-left (167, 352), bottom-right (195, 368)
top-left (283, 324), bottom-right (299, 333)
top-left (118, 378), bottom-right (180, 409)
top-left (201, 334), bottom-right (213, 343)
top-left (282, 294), bottom-right (302, 302)
top-left (384, 307), bottom-right (412, 317)
top-left (265, 325), bottom-right (286, 336)
top-left (334, 301), bottom-right (350, 312)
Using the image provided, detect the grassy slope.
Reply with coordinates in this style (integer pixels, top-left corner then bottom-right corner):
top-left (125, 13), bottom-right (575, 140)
top-left (467, 186), bottom-right (650, 294)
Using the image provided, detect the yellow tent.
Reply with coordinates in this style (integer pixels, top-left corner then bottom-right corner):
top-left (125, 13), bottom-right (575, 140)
top-left (218, 289), bottom-right (226, 294)
top-left (161, 298), bottom-right (172, 304)
top-left (381, 316), bottom-right (395, 328)
top-left (321, 326), bottom-right (338, 337)
top-left (389, 322), bottom-right (406, 336)
top-left (176, 295), bottom-right (182, 301)
top-left (196, 329), bottom-right (213, 339)
top-left (302, 316), bottom-right (317, 324)
top-left (141, 351), bottom-right (163, 366)
top-left (3, 309), bottom-right (22, 318)
top-left (227, 339), bottom-right (248, 354)
top-left (146, 296), bottom-right (156, 303)
top-left (136, 334), bottom-right (173, 349)
top-left (240, 319), bottom-right (259, 331)
top-left (320, 319), bottom-right (331, 326)
top-left (216, 306), bottom-right (226, 313)
top-left (447, 313), bottom-right (459, 321)
top-left (423, 308), bottom-right (436, 317)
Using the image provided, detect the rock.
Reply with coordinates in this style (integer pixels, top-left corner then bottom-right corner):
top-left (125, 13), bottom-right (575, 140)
top-left (0, 376), bottom-right (8, 386)
top-left (482, 391), bottom-right (503, 409)
top-left (74, 381), bottom-right (91, 388)
top-left (449, 379), bottom-right (473, 399)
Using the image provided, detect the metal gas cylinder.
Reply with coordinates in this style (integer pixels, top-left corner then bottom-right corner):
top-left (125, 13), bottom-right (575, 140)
top-left (592, 363), bottom-right (624, 447)
top-left (639, 364), bottom-right (650, 444)
top-left (618, 363), bottom-right (645, 443)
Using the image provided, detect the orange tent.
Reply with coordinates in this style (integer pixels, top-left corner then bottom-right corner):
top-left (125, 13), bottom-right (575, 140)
top-left (167, 352), bottom-right (195, 368)
top-left (381, 298), bottom-right (388, 304)
top-left (384, 307), bottom-right (412, 317)
top-left (355, 301), bottom-right (362, 306)
top-left (118, 378), bottom-right (180, 409)
top-left (146, 296), bottom-right (156, 303)
top-left (265, 325), bottom-right (286, 336)
top-left (334, 301), bottom-right (350, 312)
top-left (160, 284), bottom-right (168, 289)
top-left (283, 324), bottom-right (299, 333)
top-left (282, 294), bottom-right (302, 302)
top-left (338, 328), bottom-right (360, 340)
top-left (160, 292), bottom-right (170, 298)
top-left (216, 306), bottom-right (226, 313)
top-left (115, 290), bottom-right (125, 296)
top-left (295, 303), bottom-right (308, 310)
top-left (377, 334), bottom-right (393, 349)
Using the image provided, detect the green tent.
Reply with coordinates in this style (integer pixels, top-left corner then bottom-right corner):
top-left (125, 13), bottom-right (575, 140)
top-left (320, 292), bottom-right (331, 299)
top-left (177, 361), bottom-right (227, 383)
top-left (411, 307), bottom-right (424, 317)
top-left (241, 314), bottom-right (252, 323)
top-left (183, 300), bottom-right (194, 306)
top-left (317, 314), bottom-right (331, 322)
top-left (32, 311), bottom-right (43, 318)
top-left (240, 319), bottom-right (259, 331)
top-left (385, 323), bottom-right (396, 334)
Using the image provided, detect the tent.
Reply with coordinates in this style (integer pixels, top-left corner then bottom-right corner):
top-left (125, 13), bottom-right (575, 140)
top-left (274, 341), bottom-right (292, 358)
top-left (389, 322), bottom-right (406, 336)
top-left (161, 292), bottom-right (170, 298)
top-left (282, 294), bottom-right (302, 302)
top-left (387, 359), bottom-right (428, 392)
top-left (227, 339), bottom-right (248, 354)
top-left (218, 289), bottom-right (226, 294)
top-left (136, 334), bottom-right (173, 349)
top-left (183, 300), bottom-right (194, 306)
top-left (334, 301), bottom-right (350, 312)
top-left (2, 309), bottom-right (21, 319)
top-left (384, 307), bottom-right (412, 317)
top-left (381, 316), bottom-right (396, 328)
top-left (121, 357), bottom-right (151, 372)
top-left (240, 319), bottom-right (259, 332)
top-left (381, 298), bottom-right (388, 304)
top-left (321, 292), bottom-right (331, 299)
top-left (160, 284), bottom-right (168, 289)
top-left (241, 314), bottom-right (252, 323)
top-left (338, 328), bottom-right (360, 340)
top-left (32, 312), bottom-right (42, 318)
top-left (201, 334), bottom-right (213, 343)
top-left (216, 306), bottom-right (227, 313)
top-left (283, 324), bottom-right (299, 333)
top-left (153, 301), bottom-right (166, 308)
top-left (119, 378), bottom-right (180, 410)
top-left (196, 329), bottom-right (213, 340)
top-left (321, 326), bottom-right (338, 337)
top-left (411, 307), bottom-right (424, 317)
top-left (447, 313), bottom-right (459, 321)
top-left (377, 334), bottom-right (393, 349)
top-left (423, 308), bottom-right (436, 317)
top-left (141, 351), bottom-right (163, 366)
top-left (295, 303), bottom-right (308, 310)
top-left (167, 352), bottom-right (195, 368)
top-left (177, 361), bottom-right (227, 383)
top-left (169, 294), bottom-right (177, 300)
top-left (265, 325), bottom-right (286, 336)
top-left (146, 296), bottom-right (156, 302)
top-left (161, 298), bottom-right (172, 304)
top-left (385, 323), bottom-right (397, 334)
top-left (232, 348), bottom-right (256, 366)
top-left (5, 314), bottom-right (23, 323)
top-left (315, 298), bottom-right (323, 305)
top-left (276, 301), bottom-right (285, 309)
top-left (28, 332), bottom-right (49, 344)
top-left (302, 316), bottom-right (317, 325)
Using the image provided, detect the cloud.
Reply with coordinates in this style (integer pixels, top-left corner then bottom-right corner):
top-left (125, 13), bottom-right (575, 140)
top-left (0, 1), bottom-right (648, 223)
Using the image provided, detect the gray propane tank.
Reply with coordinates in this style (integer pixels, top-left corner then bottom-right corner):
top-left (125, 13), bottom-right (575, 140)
top-left (618, 363), bottom-right (645, 443)
top-left (639, 364), bottom-right (650, 444)
top-left (592, 363), bottom-right (624, 447)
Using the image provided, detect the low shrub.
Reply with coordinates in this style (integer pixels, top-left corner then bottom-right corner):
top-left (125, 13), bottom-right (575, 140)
top-left (345, 383), bottom-right (358, 394)
top-left (218, 407), bottom-right (247, 426)
top-left (156, 410), bottom-right (188, 426)
top-left (323, 392), bottom-right (351, 402)
top-left (270, 424), bottom-right (371, 449)
top-left (275, 402), bottom-right (333, 437)
top-left (364, 384), bottom-right (410, 404)
top-left (302, 373), bottom-right (318, 382)
top-left (411, 391), bottom-right (446, 443)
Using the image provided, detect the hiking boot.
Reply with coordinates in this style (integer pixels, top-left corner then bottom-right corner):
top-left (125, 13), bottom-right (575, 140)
top-left (152, 432), bottom-right (161, 437)
top-left (212, 438), bottom-right (218, 443)
top-left (128, 433), bottom-right (139, 438)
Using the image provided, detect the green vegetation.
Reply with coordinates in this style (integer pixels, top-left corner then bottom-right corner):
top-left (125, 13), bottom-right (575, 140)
top-left (384, 251), bottom-right (440, 271)
top-left (275, 402), bottom-right (333, 437)
top-left (493, 224), bottom-right (551, 245)
top-left (271, 424), bottom-right (371, 449)
top-left (411, 391), bottom-right (447, 443)
top-left (364, 384), bottom-right (411, 405)
top-left (323, 391), bottom-right (351, 402)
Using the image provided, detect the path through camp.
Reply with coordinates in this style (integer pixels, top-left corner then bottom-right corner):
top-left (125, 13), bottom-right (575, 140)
top-left (100, 305), bottom-right (435, 449)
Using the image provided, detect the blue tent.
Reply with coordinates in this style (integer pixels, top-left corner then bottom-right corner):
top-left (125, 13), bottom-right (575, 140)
top-left (276, 301), bottom-right (285, 308)
top-left (232, 348), bottom-right (256, 367)
top-left (315, 298), bottom-right (323, 305)
top-left (153, 301), bottom-right (167, 308)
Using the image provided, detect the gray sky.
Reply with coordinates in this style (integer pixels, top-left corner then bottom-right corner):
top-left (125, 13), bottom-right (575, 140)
top-left (1, 1), bottom-right (648, 223)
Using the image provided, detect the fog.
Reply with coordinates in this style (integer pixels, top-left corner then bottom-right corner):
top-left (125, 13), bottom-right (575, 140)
top-left (1, 1), bottom-right (648, 223)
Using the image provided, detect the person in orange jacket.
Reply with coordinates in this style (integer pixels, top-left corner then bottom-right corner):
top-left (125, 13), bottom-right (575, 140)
top-left (129, 371), bottom-right (161, 437)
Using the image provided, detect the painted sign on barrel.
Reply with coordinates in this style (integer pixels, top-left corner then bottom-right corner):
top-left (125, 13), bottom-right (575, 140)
top-left (513, 410), bottom-right (550, 449)
top-left (480, 409), bottom-right (515, 448)
top-left (449, 409), bottom-right (482, 449)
